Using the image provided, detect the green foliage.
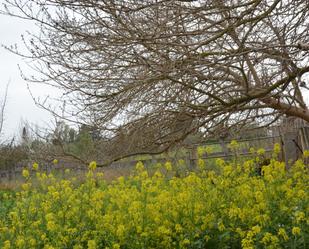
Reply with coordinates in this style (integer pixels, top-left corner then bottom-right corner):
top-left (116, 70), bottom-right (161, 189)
top-left (0, 190), bottom-right (15, 221)
top-left (67, 130), bottom-right (95, 159)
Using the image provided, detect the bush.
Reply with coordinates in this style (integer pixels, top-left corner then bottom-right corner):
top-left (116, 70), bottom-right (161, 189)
top-left (0, 145), bottom-right (28, 171)
top-left (0, 153), bottom-right (308, 249)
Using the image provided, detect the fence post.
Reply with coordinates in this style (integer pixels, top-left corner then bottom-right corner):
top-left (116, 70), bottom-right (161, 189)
top-left (189, 145), bottom-right (197, 168)
top-left (282, 131), bottom-right (299, 168)
top-left (219, 138), bottom-right (229, 157)
top-left (299, 127), bottom-right (309, 152)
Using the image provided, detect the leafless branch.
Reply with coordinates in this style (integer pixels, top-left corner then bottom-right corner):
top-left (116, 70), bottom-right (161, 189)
top-left (2, 0), bottom-right (309, 162)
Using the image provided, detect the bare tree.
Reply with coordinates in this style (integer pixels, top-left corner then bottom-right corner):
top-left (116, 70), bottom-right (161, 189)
top-left (0, 83), bottom-right (9, 139)
top-left (2, 0), bottom-right (309, 164)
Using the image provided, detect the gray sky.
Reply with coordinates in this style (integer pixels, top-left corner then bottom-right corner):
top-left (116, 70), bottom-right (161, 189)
top-left (0, 11), bottom-right (59, 140)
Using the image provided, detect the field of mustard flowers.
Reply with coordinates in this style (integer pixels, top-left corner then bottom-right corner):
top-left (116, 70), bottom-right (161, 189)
top-left (0, 143), bottom-right (308, 249)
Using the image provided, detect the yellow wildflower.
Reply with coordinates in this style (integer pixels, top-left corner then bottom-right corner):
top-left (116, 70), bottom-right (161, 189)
top-left (165, 161), bottom-right (172, 171)
top-left (22, 169), bottom-right (30, 178)
top-left (180, 238), bottom-right (190, 247)
top-left (261, 232), bottom-right (272, 244)
top-left (112, 244), bottom-right (120, 249)
top-left (228, 140), bottom-right (239, 150)
top-left (292, 226), bottom-right (301, 236)
top-left (29, 238), bottom-right (36, 247)
top-left (198, 159), bottom-right (206, 170)
top-left (303, 150), bottom-right (309, 158)
top-left (47, 221), bottom-right (57, 231)
top-left (295, 211), bottom-right (305, 223)
top-left (273, 143), bottom-right (281, 154)
top-left (3, 241), bottom-right (11, 249)
top-left (89, 161), bottom-right (97, 171)
top-left (257, 148), bottom-right (265, 156)
top-left (32, 162), bottom-right (39, 171)
top-left (135, 161), bottom-right (144, 171)
top-left (251, 225), bottom-right (261, 234)
top-left (197, 146), bottom-right (204, 157)
top-left (87, 240), bottom-right (96, 249)
top-left (278, 228), bottom-right (288, 241)
top-left (16, 238), bottom-right (25, 248)
top-left (175, 224), bottom-right (183, 233)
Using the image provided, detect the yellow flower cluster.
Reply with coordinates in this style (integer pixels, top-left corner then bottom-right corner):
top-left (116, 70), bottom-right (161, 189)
top-left (197, 145), bottom-right (213, 157)
top-left (0, 154), bottom-right (308, 248)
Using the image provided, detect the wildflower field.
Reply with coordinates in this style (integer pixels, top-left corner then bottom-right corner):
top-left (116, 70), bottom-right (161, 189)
top-left (0, 146), bottom-right (308, 249)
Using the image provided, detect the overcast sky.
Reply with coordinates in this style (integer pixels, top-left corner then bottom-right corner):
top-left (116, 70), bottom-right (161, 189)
top-left (0, 10), bottom-right (60, 141)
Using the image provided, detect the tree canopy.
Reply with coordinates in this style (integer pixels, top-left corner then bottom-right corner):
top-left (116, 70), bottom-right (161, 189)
top-left (2, 0), bottom-right (309, 161)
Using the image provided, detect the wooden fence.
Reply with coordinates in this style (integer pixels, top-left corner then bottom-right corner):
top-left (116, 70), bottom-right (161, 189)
top-left (1, 124), bottom-right (308, 182)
